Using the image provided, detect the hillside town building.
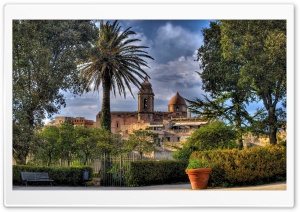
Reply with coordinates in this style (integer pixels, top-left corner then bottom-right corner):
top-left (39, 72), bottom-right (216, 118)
top-left (46, 116), bottom-right (95, 128)
top-left (96, 77), bottom-right (207, 142)
top-left (48, 78), bottom-right (207, 144)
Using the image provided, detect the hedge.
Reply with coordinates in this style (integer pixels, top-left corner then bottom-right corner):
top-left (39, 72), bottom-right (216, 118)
top-left (13, 165), bottom-right (93, 186)
top-left (125, 160), bottom-right (189, 186)
top-left (190, 144), bottom-right (286, 187)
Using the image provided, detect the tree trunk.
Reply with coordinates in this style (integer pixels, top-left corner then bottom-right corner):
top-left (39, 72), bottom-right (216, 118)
top-left (101, 72), bottom-right (111, 132)
top-left (15, 155), bottom-right (27, 165)
top-left (268, 107), bottom-right (278, 145)
top-left (237, 138), bottom-right (243, 150)
top-left (269, 126), bottom-right (277, 145)
top-left (84, 153), bottom-right (88, 165)
top-left (234, 103), bottom-right (244, 150)
top-left (48, 154), bottom-right (52, 167)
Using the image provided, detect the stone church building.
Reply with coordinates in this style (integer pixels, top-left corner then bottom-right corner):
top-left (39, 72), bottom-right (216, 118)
top-left (96, 77), bottom-right (207, 142)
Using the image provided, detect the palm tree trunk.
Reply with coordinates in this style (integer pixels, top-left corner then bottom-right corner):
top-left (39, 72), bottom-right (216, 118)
top-left (101, 72), bottom-right (111, 132)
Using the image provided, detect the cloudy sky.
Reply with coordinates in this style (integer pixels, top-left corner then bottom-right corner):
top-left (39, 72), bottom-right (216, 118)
top-left (44, 20), bottom-right (214, 123)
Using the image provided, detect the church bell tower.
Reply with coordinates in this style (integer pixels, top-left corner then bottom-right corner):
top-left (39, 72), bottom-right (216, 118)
top-left (138, 77), bottom-right (154, 122)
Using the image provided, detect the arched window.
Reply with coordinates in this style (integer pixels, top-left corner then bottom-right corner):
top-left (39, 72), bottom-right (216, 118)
top-left (144, 98), bottom-right (148, 109)
top-left (176, 106), bottom-right (179, 112)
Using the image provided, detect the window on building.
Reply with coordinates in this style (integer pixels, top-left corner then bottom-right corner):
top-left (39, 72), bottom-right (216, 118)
top-left (176, 106), bottom-right (179, 112)
top-left (116, 122), bottom-right (119, 128)
top-left (144, 98), bottom-right (148, 109)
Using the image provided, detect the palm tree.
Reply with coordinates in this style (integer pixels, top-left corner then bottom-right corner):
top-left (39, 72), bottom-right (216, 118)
top-left (79, 20), bottom-right (154, 132)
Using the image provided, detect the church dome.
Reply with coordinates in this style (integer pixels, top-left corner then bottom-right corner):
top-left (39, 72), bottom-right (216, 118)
top-left (169, 92), bottom-right (186, 105)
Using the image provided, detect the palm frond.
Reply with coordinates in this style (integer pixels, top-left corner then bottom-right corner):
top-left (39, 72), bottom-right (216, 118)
top-left (78, 20), bottom-right (154, 98)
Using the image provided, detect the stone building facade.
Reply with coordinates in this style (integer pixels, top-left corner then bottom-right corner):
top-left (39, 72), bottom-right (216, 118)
top-left (46, 116), bottom-right (95, 128)
top-left (96, 78), bottom-right (207, 142)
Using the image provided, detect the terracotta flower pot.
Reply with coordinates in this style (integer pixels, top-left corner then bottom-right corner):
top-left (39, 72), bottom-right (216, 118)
top-left (186, 168), bottom-right (212, 190)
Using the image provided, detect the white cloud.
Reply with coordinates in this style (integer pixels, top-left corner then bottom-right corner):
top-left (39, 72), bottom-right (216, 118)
top-left (153, 22), bottom-right (202, 63)
top-left (178, 56), bottom-right (186, 62)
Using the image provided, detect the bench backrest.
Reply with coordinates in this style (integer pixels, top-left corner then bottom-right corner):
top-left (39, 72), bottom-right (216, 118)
top-left (21, 172), bottom-right (50, 180)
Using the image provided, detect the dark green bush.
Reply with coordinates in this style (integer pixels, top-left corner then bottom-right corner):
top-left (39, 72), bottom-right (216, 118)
top-left (125, 160), bottom-right (189, 186)
top-left (190, 144), bottom-right (286, 187)
top-left (13, 165), bottom-right (93, 186)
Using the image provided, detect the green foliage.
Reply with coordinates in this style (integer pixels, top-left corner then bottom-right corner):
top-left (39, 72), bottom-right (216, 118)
top-left (90, 128), bottom-right (126, 156)
top-left (186, 157), bottom-right (210, 169)
top-left (173, 121), bottom-right (238, 160)
top-left (79, 20), bottom-right (154, 132)
top-left (13, 122), bottom-right (34, 165)
top-left (172, 147), bottom-right (194, 161)
top-left (13, 165), bottom-right (93, 186)
top-left (220, 20), bottom-right (286, 144)
top-left (125, 130), bottom-right (159, 158)
top-left (32, 125), bottom-right (125, 166)
top-left (74, 126), bottom-right (95, 165)
top-left (125, 160), bottom-right (189, 186)
top-left (31, 126), bottom-right (60, 166)
top-left (58, 122), bottom-right (76, 166)
top-left (13, 20), bottom-right (98, 164)
top-left (190, 21), bottom-right (256, 150)
top-left (190, 144), bottom-right (286, 187)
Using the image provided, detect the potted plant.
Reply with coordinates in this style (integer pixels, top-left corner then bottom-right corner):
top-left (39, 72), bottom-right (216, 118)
top-left (185, 157), bottom-right (212, 190)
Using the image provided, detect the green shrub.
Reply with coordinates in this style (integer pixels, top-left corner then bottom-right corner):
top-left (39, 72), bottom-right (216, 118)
top-left (173, 120), bottom-right (238, 160)
top-left (190, 144), bottom-right (286, 187)
top-left (125, 160), bottom-right (189, 186)
top-left (13, 165), bottom-right (93, 186)
top-left (186, 157), bottom-right (210, 169)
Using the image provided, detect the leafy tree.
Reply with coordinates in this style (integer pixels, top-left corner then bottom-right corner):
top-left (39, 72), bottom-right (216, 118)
top-left (125, 130), bottom-right (159, 159)
top-left (74, 127), bottom-right (125, 158)
top-left (173, 121), bottom-right (237, 160)
top-left (58, 122), bottom-right (76, 166)
top-left (31, 125), bottom-right (125, 166)
top-left (188, 21), bottom-right (255, 150)
top-left (33, 126), bottom-right (60, 166)
top-left (13, 122), bottom-right (34, 164)
top-left (74, 126), bottom-right (95, 165)
top-left (88, 128), bottom-right (120, 157)
top-left (220, 20), bottom-right (286, 144)
top-left (79, 20), bottom-right (154, 132)
top-left (13, 20), bottom-right (98, 164)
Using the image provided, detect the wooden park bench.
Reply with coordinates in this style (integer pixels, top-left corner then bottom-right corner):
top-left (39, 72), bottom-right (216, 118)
top-left (21, 172), bottom-right (54, 186)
